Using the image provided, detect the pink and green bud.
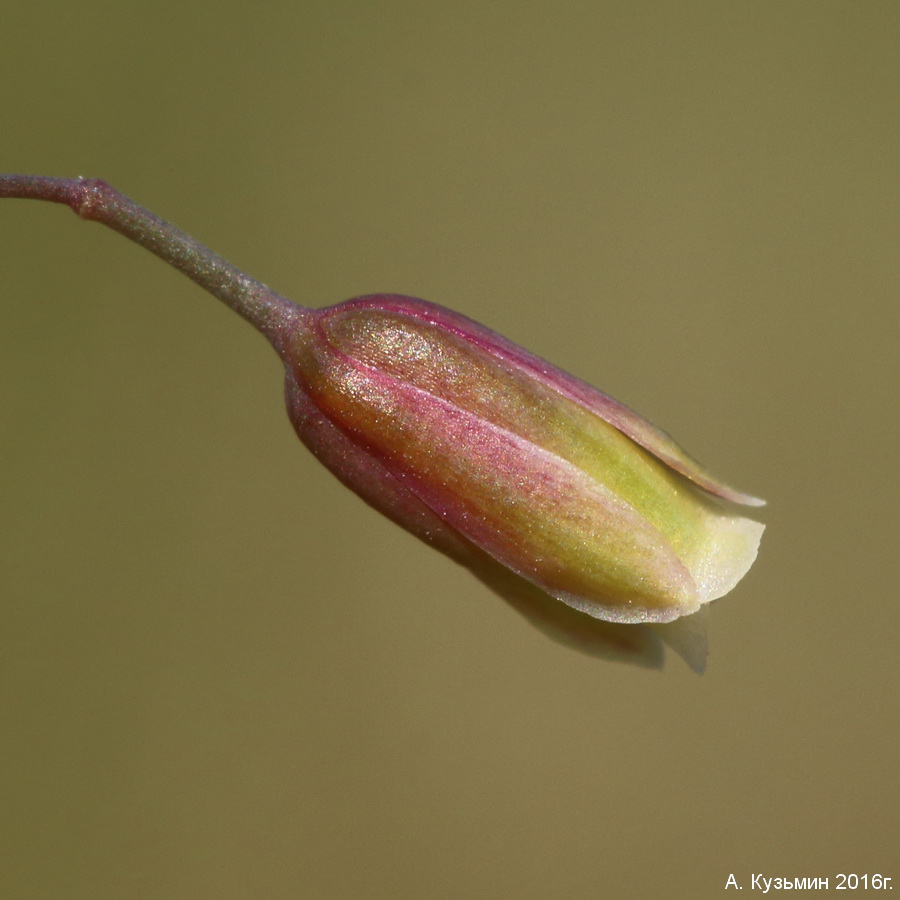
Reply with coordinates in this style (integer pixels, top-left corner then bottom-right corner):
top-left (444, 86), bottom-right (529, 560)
top-left (0, 175), bottom-right (764, 637)
top-left (283, 294), bottom-right (763, 625)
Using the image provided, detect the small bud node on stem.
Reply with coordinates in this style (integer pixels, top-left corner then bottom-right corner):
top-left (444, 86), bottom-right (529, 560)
top-left (71, 177), bottom-right (108, 221)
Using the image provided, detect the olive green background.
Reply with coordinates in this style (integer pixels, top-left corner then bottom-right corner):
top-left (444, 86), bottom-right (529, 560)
top-left (2, 3), bottom-right (897, 898)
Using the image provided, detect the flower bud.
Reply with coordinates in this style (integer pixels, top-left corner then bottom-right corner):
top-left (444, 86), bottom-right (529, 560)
top-left (282, 294), bottom-right (764, 625)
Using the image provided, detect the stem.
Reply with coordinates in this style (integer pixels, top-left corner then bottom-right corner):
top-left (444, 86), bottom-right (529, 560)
top-left (0, 174), bottom-right (306, 344)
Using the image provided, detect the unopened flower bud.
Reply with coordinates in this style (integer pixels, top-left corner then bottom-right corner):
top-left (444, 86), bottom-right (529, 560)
top-left (282, 294), bottom-right (764, 625)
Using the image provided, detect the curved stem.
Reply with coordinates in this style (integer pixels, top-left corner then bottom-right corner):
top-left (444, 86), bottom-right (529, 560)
top-left (0, 174), bottom-right (306, 343)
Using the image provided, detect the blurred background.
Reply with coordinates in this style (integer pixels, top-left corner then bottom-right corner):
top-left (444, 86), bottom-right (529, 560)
top-left (2, 2), bottom-right (897, 897)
